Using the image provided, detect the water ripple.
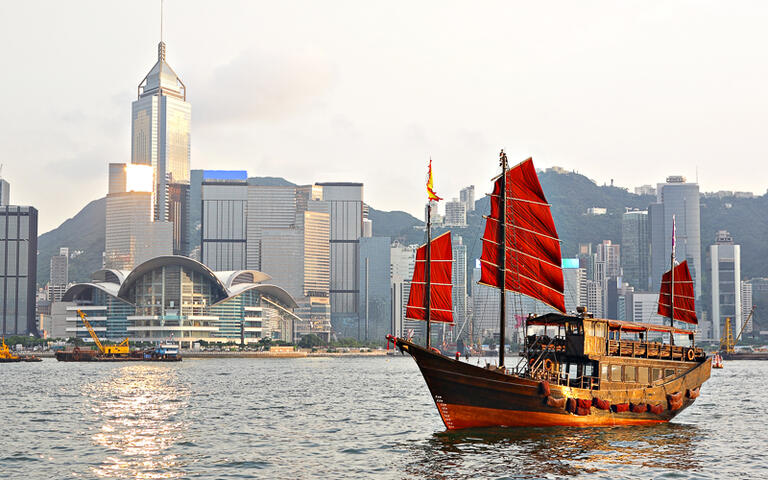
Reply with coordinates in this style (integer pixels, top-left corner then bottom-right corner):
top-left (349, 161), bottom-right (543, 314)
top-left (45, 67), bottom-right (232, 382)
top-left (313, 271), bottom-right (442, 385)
top-left (0, 358), bottom-right (766, 478)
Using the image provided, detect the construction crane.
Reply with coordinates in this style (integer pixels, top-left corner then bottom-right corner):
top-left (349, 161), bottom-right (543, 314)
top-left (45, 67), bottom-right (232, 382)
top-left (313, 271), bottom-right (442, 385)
top-left (720, 306), bottom-right (757, 354)
top-left (76, 309), bottom-right (130, 356)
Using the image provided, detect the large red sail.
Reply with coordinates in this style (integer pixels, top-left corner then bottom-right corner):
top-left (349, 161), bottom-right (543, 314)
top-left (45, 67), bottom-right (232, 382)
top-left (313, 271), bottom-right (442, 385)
top-left (657, 260), bottom-right (697, 324)
top-left (406, 232), bottom-right (453, 323)
top-left (479, 158), bottom-right (565, 313)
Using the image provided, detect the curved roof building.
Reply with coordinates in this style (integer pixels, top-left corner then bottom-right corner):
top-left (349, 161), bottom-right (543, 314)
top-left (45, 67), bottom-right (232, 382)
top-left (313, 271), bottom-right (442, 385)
top-left (62, 256), bottom-right (298, 346)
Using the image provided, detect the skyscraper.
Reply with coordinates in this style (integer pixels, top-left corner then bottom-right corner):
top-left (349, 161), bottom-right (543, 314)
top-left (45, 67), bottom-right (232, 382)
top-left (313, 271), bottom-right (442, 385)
top-left (452, 235), bottom-right (467, 333)
top-left (105, 163), bottom-right (172, 270)
top-left (132, 41), bottom-right (191, 255)
top-left (1, 205), bottom-right (38, 336)
top-left (741, 281), bottom-right (754, 334)
top-left (317, 182), bottom-right (364, 334)
top-left (595, 240), bottom-right (621, 278)
top-left (201, 171), bottom-right (248, 270)
top-left (444, 198), bottom-right (467, 227)
top-left (358, 236), bottom-right (392, 340)
top-left (460, 186), bottom-right (475, 212)
top-left (710, 230), bottom-right (741, 341)
top-left (649, 176), bottom-right (702, 298)
top-left (253, 184), bottom-right (332, 340)
top-left (48, 247), bottom-right (69, 302)
top-left (246, 184), bottom-right (297, 270)
top-left (621, 210), bottom-right (651, 291)
top-left (621, 209), bottom-right (650, 291)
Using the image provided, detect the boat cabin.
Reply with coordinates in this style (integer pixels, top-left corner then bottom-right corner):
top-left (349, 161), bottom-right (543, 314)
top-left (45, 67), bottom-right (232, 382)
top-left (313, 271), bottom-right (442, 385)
top-left (521, 312), bottom-right (705, 390)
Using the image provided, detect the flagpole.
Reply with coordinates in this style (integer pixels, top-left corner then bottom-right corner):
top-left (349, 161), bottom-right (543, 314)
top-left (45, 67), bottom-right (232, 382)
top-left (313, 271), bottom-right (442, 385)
top-left (426, 201), bottom-right (432, 349)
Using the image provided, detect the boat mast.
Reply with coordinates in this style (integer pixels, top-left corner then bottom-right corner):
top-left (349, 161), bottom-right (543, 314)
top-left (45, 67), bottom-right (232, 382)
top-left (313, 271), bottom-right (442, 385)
top-left (669, 214), bottom-right (675, 345)
top-left (498, 150), bottom-right (508, 367)
top-left (426, 201), bottom-right (432, 348)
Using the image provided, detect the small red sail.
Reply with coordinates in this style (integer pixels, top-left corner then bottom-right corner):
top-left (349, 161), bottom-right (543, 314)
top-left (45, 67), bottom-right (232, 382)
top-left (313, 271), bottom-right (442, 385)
top-left (406, 232), bottom-right (454, 323)
top-left (479, 158), bottom-right (565, 313)
top-left (657, 260), bottom-right (698, 324)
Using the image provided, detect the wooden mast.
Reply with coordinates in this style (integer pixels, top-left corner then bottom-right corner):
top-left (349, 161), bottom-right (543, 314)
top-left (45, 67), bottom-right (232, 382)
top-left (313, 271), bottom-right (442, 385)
top-left (670, 214), bottom-right (675, 345)
top-left (426, 201), bottom-right (432, 348)
top-left (498, 150), bottom-right (508, 367)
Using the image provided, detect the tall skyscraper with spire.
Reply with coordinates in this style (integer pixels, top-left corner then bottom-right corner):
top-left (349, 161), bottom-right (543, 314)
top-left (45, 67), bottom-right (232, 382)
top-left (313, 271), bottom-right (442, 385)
top-left (131, 38), bottom-right (191, 255)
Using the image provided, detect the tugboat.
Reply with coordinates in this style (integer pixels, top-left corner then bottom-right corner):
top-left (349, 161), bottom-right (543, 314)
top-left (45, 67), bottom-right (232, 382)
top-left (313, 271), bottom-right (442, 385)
top-left (388, 152), bottom-right (710, 429)
top-left (0, 338), bottom-right (42, 363)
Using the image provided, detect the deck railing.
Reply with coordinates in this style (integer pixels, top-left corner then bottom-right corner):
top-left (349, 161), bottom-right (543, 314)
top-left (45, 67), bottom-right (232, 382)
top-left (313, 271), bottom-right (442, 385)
top-left (526, 334), bottom-right (704, 362)
top-left (607, 339), bottom-right (701, 361)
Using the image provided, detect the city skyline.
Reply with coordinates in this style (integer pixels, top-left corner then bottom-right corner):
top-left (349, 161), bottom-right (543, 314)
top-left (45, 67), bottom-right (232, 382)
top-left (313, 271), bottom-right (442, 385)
top-left (4, 1), bottom-right (768, 233)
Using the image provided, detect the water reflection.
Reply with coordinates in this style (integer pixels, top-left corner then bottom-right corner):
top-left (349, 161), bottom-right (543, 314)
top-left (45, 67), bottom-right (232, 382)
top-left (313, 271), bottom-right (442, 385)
top-left (83, 365), bottom-right (189, 479)
top-left (402, 423), bottom-right (702, 479)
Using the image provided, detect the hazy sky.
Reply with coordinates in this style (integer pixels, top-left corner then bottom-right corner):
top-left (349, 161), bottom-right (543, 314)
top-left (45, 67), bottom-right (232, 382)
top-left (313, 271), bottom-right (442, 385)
top-left (2, 0), bottom-right (768, 233)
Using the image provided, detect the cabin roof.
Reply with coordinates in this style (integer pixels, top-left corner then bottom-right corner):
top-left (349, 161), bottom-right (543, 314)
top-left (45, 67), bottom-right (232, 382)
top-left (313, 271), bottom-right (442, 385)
top-left (529, 313), bottom-right (695, 335)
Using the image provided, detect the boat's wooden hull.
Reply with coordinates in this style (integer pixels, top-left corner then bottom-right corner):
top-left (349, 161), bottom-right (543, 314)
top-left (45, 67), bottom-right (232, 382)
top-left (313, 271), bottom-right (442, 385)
top-left (395, 338), bottom-right (711, 430)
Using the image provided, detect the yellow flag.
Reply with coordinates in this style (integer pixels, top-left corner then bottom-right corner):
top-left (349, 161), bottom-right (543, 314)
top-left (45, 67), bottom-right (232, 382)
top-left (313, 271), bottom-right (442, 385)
top-left (427, 158), bottom-right (442, 201)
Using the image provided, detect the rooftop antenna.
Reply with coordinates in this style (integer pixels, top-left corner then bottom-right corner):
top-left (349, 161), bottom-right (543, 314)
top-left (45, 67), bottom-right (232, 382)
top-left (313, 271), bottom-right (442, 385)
top-left (158, 0), bottom-right (166, 61)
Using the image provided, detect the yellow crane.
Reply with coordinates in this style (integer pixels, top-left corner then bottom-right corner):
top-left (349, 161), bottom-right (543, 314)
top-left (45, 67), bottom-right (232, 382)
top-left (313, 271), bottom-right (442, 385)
top-left (720, 306), bottom-right (757, 354)
top-left (76, 309), bottom-right (130, 356)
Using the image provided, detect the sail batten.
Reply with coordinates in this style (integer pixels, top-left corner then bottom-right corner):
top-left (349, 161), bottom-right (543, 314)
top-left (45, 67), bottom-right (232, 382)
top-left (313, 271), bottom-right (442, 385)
top-left (657, 260), bottom-right (698, 325)
top-left (405, 232), bottom-right (454, 324)
top-left (479, 157), bottom-right (565, 313)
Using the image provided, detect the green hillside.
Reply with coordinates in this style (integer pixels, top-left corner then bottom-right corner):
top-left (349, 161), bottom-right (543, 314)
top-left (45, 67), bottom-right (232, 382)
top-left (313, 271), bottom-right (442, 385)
top-left (37, 197), bottom-right (105, 286)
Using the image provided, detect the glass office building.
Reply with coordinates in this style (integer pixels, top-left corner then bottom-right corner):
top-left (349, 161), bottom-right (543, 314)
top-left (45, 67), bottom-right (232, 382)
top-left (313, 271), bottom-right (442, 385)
top-left (649, 177), bottom-right (702, 298)
top-left (132, 41), bottom-right (191, 255)
top-left (318, 182), bottom-right (364, 333)
top-left (0, 205), bottom-right (38, 335)
top-left (62, 256), bottom-right (298, 346)
top-left (201, 171), bottom-right (248, 270)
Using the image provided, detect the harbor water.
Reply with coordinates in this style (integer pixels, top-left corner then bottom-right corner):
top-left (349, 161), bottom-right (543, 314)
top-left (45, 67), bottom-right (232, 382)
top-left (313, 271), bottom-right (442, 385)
top-left (1, 356), bottom-right (766, 479)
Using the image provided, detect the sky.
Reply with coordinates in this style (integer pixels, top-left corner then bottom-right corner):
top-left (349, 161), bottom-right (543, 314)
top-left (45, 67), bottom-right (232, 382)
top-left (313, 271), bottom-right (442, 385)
top-left (2, 0), bottom-right (768, 233)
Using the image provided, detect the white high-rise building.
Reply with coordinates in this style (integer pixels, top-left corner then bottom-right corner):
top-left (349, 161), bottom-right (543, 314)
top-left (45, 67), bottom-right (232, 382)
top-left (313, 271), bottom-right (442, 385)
top-left (452, 236), bottom-right (467, 334)
top-left (711, 230), bottom-right (741, 341)
top-left (132, 41), bottom-right (191, 255)
top-left (444, 198), bottom-right (467, 227)
top-left (48, 247), bottom-right (69, 302)
top-left (460, 186), bottom-right (475, 213)
top-left (586, 280), bottom-right (604, 318)
top-left (741, 281), bottom-right (754, 334)
top-left (596, 240), bottom-right (621, 278)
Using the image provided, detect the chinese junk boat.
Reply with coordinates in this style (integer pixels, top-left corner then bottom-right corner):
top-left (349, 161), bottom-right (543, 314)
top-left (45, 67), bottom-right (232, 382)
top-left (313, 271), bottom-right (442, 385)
top-left (388, 152), bottom-right (710, 429)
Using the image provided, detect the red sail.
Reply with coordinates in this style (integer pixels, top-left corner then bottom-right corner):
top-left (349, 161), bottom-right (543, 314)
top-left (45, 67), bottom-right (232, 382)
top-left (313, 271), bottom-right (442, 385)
top-left (657, 260), bottom-right (698, 324)
top-left (479, 158), bottom-right (565, 313)
top-left (406, 232), bottom-right (454, 323)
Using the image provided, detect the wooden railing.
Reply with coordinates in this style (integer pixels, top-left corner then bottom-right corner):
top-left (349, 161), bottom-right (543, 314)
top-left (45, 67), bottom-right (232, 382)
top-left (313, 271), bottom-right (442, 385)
top-left (607, 339), bottom-right (702, 361)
